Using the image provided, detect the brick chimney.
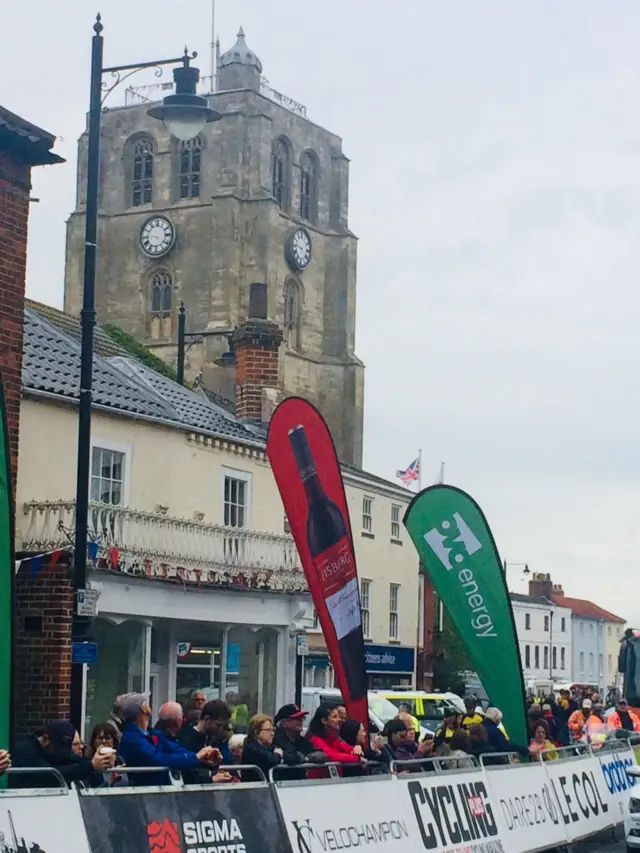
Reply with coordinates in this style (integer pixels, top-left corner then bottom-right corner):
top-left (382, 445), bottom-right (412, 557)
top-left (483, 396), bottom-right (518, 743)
top-left (232, 283), bottom-right (283, 425)
top-left (0, 107), bottom-right (63, 488)
top-left (528, 572), bottom-right (553, 599)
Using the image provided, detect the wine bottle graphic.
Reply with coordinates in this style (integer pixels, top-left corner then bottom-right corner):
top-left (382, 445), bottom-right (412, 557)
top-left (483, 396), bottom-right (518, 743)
top-left (288, 425), bottom-right (367, 700)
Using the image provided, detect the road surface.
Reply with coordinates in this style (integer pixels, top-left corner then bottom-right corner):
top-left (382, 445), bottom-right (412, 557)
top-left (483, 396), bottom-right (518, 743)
top-left (575, 828), bottom-right (627, 851)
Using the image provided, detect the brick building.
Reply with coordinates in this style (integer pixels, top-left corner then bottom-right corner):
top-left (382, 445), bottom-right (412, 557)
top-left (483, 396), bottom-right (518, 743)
top-left (0, 107), bottom-right (63, 486)
top-left (0, 105), bottom-right (63, 739)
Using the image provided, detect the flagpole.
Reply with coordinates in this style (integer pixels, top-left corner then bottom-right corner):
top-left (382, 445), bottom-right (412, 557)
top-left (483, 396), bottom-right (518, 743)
top-left (418, 449), bottom-right (423, 490)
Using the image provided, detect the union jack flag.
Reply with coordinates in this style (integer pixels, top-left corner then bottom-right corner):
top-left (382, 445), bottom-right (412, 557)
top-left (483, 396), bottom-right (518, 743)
top-left (396, 457), bottom-right (420, 487)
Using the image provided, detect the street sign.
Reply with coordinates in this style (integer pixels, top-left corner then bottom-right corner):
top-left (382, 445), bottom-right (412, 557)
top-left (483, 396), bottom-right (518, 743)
top-left (296, 634), bottom-right (309, 656)
top-left (77, 588), bottom-right (98, 617)
top-left (72, 642), bottom-right (98, 665)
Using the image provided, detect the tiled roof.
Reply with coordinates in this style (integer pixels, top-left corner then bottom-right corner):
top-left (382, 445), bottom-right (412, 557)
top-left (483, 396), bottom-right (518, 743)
top-left (25, 299), bottom-right (126, 358)
top-left (551, 594), bottom-right (625, 623)
top-left (22, 301), bottom-right (406, 492)
top-left (23, 306), bottom-right (265, 447)
top-left (510, 593), bottom-right (555, 607)
top-left (0, 106), bottom-right (65, 166)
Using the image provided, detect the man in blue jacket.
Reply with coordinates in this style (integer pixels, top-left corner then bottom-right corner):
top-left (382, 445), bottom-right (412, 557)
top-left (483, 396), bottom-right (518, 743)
top-left (118, 694), bottom-right (218, 786)
top-left (482, 707), bottom-right (531, 762)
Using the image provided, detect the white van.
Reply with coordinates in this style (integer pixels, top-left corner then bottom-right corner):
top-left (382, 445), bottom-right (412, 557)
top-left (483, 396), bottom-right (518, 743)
top-left (301, 687), bottom-right (429, 739)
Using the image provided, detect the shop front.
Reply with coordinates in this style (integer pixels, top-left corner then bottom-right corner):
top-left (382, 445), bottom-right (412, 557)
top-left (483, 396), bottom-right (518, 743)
top-left (303, 644), bottom-right (416, 692)
top-left (82, 571), bottom-right (309, 738)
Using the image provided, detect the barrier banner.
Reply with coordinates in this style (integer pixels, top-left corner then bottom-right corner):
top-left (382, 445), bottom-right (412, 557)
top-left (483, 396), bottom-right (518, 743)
top-left (543, 753), bottom-right (614, 841)
top-left (403, 485), bottom-right (527, 745)
top-left (79, 787), bottom-right (289, 853)
top-left (278, 779), bottom-right (415, 853)
top-left (267, 397), bottom-right (368, 728)
top-left (484, 763), bottom-right (567, 853)
top-left (0, 788), bottom-right (91, 853)
top-left (597, 744), bottom-right (638, 821)
top-left (398, 769), bottom-right (506, 853)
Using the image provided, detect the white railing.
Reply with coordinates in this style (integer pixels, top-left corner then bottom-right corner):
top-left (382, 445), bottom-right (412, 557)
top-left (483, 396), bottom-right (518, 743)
top-left (21, 500), bottom-right (306, 593)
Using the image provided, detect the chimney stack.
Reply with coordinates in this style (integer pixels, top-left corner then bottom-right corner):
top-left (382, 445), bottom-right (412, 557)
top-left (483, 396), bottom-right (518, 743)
top-left (233, 284), bottom-right (282, 426)
top-left (528, 572), bottom-right (553, 600)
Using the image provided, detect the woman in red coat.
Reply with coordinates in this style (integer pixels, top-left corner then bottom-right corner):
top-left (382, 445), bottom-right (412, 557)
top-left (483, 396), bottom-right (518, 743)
top-left (306, 705), bottom-right (363, 777)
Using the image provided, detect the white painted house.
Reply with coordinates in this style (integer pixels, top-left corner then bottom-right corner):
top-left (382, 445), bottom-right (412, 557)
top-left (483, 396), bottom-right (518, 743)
top-left (510, 593), bottom-right (572, 692)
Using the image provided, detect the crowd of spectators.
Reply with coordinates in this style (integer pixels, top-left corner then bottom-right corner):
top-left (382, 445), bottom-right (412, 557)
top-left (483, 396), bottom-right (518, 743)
top-left (2, 687), bottom-right (637, 788)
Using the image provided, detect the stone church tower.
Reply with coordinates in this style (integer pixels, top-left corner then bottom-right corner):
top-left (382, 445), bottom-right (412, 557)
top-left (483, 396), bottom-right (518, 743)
top-left (64, 29), bottom-right (364, 465)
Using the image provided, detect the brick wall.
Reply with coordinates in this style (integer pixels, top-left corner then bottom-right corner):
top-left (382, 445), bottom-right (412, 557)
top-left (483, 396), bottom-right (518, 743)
top-left (0, 149), bottom-right (30, 490)
top-left (233, 318), bottom-right (283, 424)
top-left (14, 556), bottom-right (74, 736)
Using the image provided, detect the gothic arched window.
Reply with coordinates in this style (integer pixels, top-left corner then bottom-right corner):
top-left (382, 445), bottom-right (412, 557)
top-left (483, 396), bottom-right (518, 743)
top-left (284, 279), bottom-right (301, 350)
top-left (131, 136), bottom-right (154, 207)
top-left (300, 151), bottom-right (318, 224)
top-left (272, 137), bottom-right (291, 210)
top-left (149, 270), bottom-right (173, 340)
top-left (179, 136), bottom-right (202, 199)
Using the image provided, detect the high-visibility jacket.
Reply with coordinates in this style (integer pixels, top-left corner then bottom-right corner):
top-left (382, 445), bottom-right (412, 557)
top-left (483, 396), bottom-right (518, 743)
top-left (568, 710), bottom-right (588, 739)
top-left (608, 710), bottom-right (640, 732)
top-left (584, 715), bottom-right (608, 748)
top-left (462, 713), bottom-right (484, 729)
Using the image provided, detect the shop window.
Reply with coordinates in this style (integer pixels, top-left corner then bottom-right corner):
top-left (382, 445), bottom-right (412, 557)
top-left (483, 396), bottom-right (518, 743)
top-left (175, 637), bottom-right (222, 707)
top-left (360, 579), bottom-right (371, 639)
top-left (389, 584), bottom-right (399, 640)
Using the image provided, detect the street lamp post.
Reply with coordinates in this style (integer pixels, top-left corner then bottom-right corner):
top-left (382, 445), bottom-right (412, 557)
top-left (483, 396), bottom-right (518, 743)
top-left (70, 16), bottom-right (221, 731)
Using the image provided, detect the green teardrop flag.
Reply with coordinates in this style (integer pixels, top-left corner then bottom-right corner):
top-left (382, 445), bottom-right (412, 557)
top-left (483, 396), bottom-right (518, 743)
top-left (404, 484), bottom-right (527, 746)
top-left (0, 375), bottom-right (13, 755)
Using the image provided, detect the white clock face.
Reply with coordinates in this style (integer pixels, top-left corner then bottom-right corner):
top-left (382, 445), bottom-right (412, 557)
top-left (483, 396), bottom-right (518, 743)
top-left (140, 216), bottom-right (175, 258)
top-left (290, 228), bottom-right (312, 270)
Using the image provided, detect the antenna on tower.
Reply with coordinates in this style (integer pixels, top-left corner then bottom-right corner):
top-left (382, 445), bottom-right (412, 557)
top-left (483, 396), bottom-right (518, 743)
top-left (209, 0), bottom-right (216, 92)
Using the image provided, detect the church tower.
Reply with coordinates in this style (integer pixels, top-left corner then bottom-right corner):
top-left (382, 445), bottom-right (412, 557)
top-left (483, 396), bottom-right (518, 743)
top-left (64, 29), bottom-right (364, 466)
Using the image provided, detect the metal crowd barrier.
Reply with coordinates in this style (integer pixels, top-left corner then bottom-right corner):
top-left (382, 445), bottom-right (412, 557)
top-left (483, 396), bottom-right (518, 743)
top-left (390, 754), bottom-right (480, 774)
top-left (2, 766), bottom-right (68, 791)
top-left (269, 760), bottom-right (389, 785)
top-left (87, 763), bottom-right (268, 791)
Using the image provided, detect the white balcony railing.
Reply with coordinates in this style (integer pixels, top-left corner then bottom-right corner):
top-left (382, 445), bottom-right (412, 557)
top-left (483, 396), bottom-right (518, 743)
top-left (21, 500), bottom-right (306, 593)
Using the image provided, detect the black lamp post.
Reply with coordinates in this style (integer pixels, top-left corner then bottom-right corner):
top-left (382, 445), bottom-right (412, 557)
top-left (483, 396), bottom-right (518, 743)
top-left (70, 15), bottom-right (221, 731)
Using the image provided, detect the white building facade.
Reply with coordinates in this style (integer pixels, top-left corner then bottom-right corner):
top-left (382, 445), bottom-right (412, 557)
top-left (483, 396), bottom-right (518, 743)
top-left (510, 593), bottom-right (572, 692)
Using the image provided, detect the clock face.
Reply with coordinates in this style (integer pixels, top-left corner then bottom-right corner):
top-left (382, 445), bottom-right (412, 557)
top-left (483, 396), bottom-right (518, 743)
top-left (286, 227), bottom-right (312, 271)
top-left (140, 216), bottom-right (176, 258)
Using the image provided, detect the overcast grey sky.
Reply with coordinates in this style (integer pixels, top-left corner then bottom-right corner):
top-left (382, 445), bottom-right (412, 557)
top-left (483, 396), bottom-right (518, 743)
top-left (4, 1), bottom-right (640, 623)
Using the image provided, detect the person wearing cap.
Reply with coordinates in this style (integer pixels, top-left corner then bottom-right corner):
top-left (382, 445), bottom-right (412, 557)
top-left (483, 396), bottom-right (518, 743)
top-left (568, 698), bottom-right (592, 742)
top-left (608, 698), bottom-right (640, 733)
top-left (118, 694), bottom-right (223, 786)
top-left (10, 721), bottom-right (115, 788)
top-left (273, 704), bottom-right (326, 781)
